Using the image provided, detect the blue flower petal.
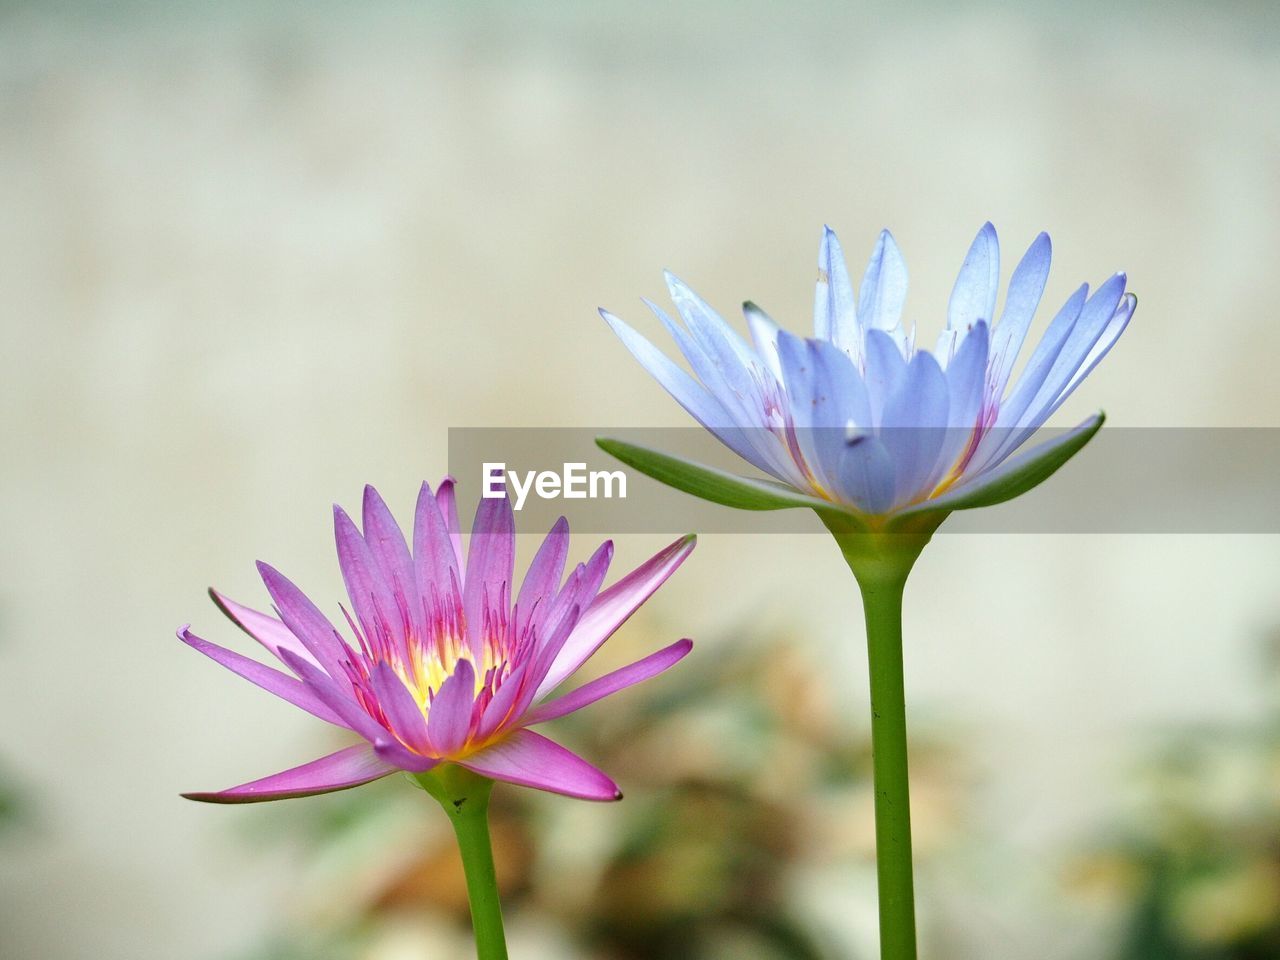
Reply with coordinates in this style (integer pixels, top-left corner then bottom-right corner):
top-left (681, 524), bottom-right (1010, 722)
top-left (856, 229), bottom-right (910, 350)
top-left (813, 226), bottom-right (858, 350)
top-left (864, 328), bottom-right (909, 425)
top-left (987, 232), bottom-right (1051, 402)
top-left (879, 351), bottom-right (950, 504)
top-left (947, 222), bottom-right (1000, 330)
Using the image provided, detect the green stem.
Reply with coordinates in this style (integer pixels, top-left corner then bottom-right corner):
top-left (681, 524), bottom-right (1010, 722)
top-left (413, 766), bottom-right (509, 960)
top-left (824, 519), bottom-right (935, 960)
top-left (859, 562), bottom-right (917, 960)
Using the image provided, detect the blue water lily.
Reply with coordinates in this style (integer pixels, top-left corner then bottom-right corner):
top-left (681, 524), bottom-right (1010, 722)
top-left (600, 224), bottom-right (1135, 527)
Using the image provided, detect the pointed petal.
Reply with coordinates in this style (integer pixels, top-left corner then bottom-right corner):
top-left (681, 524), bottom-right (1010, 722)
top-left (362, 485), bottom-right (422, 640)
top-left (427, 658), bottom-right (476, 756)
top-left (776, 329), bottom-right (836, 493)
top-left (744, 301), bottom-right (783, 381)
top-left (814, 226), bottom-right (858, 350)
top-left (812, 337), bottom-right (872, 430)
top-left (476, 660), bottom-right (532, 741)
top-left (983, 274), bottom-right (1127, 469)
top-left (879, 351), bottom-right (950, 505)
top-left (463, 485), bottom-right (515, 653)
top-left (413, 480), bottom-right (461, 607)
top-left (856, 229), bottom-right (909, 348)
top-left (459, 729), bottom-right (621, 801)
top-left (369, 662), bottom-right (432, 754)
top-left (256, 562), bottom-right (348, 680)
top-left (434, 477), bottom-right (465, 570)
top-left (209, 589), bottom-right (317, 667)
top-left (944, 320), bottom-right (990, 432)
top-left (600, 308), bottom-right (775, 473)
top-left (863, 329), bottom-right (908, 425)
top-left (535, 534), bottom-right (695, 699)
top-left (527, 638), bottom-right (693, 725)
top-left (648, 299), bottom-right (793, 479)
top-left (926, 321), bottom-right (989, 490)
top-left (948, 222), bottom-right (1000, 329)
top-left (520, 601), bottom-right (584, 718)
top-left (545, 541), bottom-right (612, 631)
top-left (1037, 292), bottom-right (1136, 422)
top-left (514, 516), bottom-right (571, 638)
top-left (968, 282), bottom-right (1089, 472)
top-left (178, 627), bottom-right (346, 727)
top-left (276, 649), bottom-right (383, 742)
top-left (1017, 273), bottom-right (1127, 424)
top-left (663, 271), bottom-right (760, 376)
top-left (988, 232), bottom-right (1051, 399)
top-left (335, 504), bottom-right (403, 651)
top-left (182, 743), bottom-right (398, 804)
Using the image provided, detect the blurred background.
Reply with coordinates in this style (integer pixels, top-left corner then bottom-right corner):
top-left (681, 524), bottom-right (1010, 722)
top-left (2, 1), bottom-right (1278, 958)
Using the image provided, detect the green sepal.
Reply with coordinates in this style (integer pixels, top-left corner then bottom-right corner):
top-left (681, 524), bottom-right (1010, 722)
top-left (594, 437), bottom-right (863, 525)
top-left (893, 412), bottom-right (1105, 523)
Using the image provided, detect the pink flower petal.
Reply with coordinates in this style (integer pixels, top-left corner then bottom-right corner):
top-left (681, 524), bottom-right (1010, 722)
top-left (334, 505), bottom-right (403, 650)
top-left (427, 658), bottom-right (476, 756)
top-left (275, 650), bottom-right (433, 773)
top-left (182, 743), bottom-right (399, 804)
top-left (413, 480), bottom-right (461, 608)
top-left (435, 476), bottom-right (464, 570)
top-left (362, 485), bottom-right (422, 641)
top-left (475, 660), bottom-right (531, 742)
top-left (526, 541), bottom-right (613, 687)
top-left (178, 627), bottom-right (346, 728)
top-left (369, 662), bottom-right (432, 755)
top-left (525, 639), bottom-right (693, 725)
top-left (514, 516), bottom-right (570, 639)
top-left (256, 562), bottom-right (349, 680)
top-left (460, 729), bottom-right (621, 801)
top-left (535, 534), bottom-right (695, 699)
top-left (462, 486), bottom-right (515, 654)
top-left (208, 589), bottom-right (317, 667)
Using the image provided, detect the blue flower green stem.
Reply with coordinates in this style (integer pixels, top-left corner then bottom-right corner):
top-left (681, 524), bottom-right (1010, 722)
top-left (414, 765), bottom-right (509, 960)
top-left (824, 515), bottom-right (939, 960)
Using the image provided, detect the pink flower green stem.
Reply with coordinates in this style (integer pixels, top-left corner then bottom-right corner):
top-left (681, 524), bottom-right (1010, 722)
top-left (825, 519), bottom-right (937, 960)
top-left (415, 766), bottom-right (509, 960)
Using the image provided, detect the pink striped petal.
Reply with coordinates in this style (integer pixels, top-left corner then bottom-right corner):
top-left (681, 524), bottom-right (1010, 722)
top-left (209, 589), bottom-right (317, 667)
top-left (369, 662), bottom-right (432, 754)
top-left (334, 505), bottom-right (403, 649)
top-left (462, 487), bottom-right (515, 653)
top-left (459, 729), bottom-right (621, 801)
top-left (178, 627), bottom-right (346, 728)
top-left (182, 743), bottom-right (397, 804)
top-left (535, 534), bottom-right (695, 699)
top-left (362, 485), bottom-right (422, 641)
top-left (435, 476), bottom-right (464, 569)
top-left (277, 651), bottom-right (434, 773)
top-left (525, 541), bottom-right (613, 689)
top-left (526, 639), bottom-right (693, 725)
top-left (427, 658), bottom-right (476, 756)
top-left (256, 562), bottom-right (348, 680)
top-left (476, 661), bottom-right (531, 742)
top-left (413, 480), bottom-right (461, 606)
top-left (514, 516), bottom-right (570, 638)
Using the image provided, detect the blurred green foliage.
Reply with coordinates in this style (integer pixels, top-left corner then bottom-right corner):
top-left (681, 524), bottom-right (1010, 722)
top-left (1072, 632), bottom-right (1280, 960)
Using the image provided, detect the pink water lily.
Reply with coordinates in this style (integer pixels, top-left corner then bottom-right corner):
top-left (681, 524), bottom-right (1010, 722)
top-left (181, 479), bottom-right (694, 803)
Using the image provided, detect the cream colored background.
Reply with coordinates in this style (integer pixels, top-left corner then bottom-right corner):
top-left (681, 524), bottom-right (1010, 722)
top-left (1, 2), bottom-right (1277, 958)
